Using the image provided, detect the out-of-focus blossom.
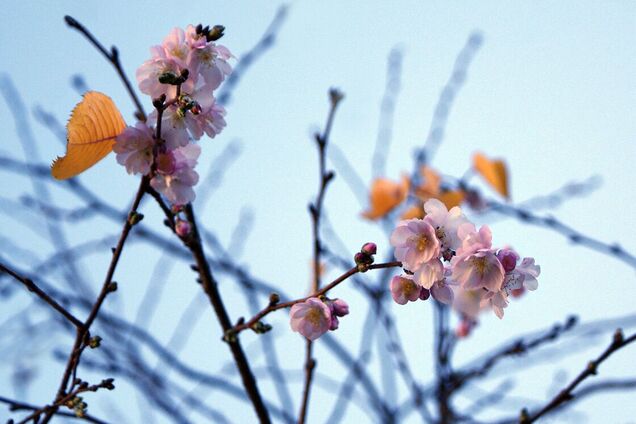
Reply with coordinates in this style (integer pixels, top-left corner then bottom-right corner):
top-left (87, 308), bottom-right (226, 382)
top-left (456, 224), bottom-right (493, 257)
top-left (430, 279), bottom-right (454, 305)
top-left (423, 198), bottom-right (469, 251)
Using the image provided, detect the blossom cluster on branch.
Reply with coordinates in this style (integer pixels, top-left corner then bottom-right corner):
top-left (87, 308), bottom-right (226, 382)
top-left (391, 198), bottom-right (540, 333)
top-left (114, 24), bottom-right (232, 205)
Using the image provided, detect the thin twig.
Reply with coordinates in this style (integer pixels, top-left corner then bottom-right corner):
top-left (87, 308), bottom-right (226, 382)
top-left (40, 177), bottom-right (149, 423)
top-left (0, 263), bottom-right (83, 328)
top-left (298, 88), bottom-right (344, 424)
top-left (64, 15), bottom-right (146, 121)
top-left (182, 204), bottom-right (272, 423)
top-left (0, 396), bottom-right (107, 424)
top-left (521, 329), bottom-right (636, 423)
top-left (229, 261), bottom-right (401, 335)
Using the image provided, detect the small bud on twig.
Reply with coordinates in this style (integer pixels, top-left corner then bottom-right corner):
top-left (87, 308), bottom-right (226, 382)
top-left (269, 293), bottom-right (280, 306)
top-left (88, 335), bottom-right (102, 349)
top-left (127, 211), bottom-right (144, 226)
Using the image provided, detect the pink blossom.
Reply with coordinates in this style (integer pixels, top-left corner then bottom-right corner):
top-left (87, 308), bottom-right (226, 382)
top-left (481, 290), bottom-right (509, 319)
top-left (456, 224), bottom-right (493, 257)
top-left (150, 144), bottom-right (201, 205)
top-left (162, 28), bottom-right (190, 66)
top-left (480, 257), bottom-right (540, 319)
top-left (184, 25), bottom-right (209, 49)
top-left (390, 275), bottom-right (421, 305)
top-left (136, 46), bottom-right (184, 100)
top-left (156, 152), bottom-right (176, 175)
top-left (188, 43), bottom-right (232, 90)
top-left (154, 85), bottom-right (226, 141)
top-left (113, 122), bottom-right (155, 175)
top-left (451, 249), bottom-right (504, 292)
top-left (289, 298), bottom-right (331, 340)
top-left (430, 279), bottom-right (454, 305)
top-left (186, 100), bottom-right (226, 140)
top-left (423, 198), bottom-right (469, 252)
top-left (390, 219), bottom-right (441, 271)
top-left (413, 259), bottom-right (444, 289)
top-left (452, 286), bottom-right (484, 320)
top-left (517, 257), bottom-right (540, 291)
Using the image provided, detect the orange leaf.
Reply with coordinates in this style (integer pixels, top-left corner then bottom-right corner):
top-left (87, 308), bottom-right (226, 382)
top-left (415, 166), bottom-right (441, 199)
top-left (401, 205), bottom-right (424, 220)
top-left (362, 176), bottom-right (409, 220)
top-left (472, 152), bottom-right (510, 199)
top-left (437, 190), bottom-right (465, 210)
top-left (51, 92), bottom-right (126, 180)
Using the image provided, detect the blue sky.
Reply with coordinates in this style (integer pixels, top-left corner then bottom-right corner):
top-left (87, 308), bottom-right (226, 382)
top-left (1, 1), bottom-right (636, 423)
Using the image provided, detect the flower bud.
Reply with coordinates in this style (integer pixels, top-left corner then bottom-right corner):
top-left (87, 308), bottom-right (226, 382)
top-left (361, 242), bottom-right (377, 256)
top-left (175, 219), bottom-right (191, 237)
top-left (496, 248), bottom-right (519, 272)
top-left (269, 292), bottom-right (280, 306)
top-left (88, 335), bottom-right (102, 349)
top-left (158, 71), bottom-right (180, 85)
top-left (330, 299), bottom-right (349, 317)
top-left (329, 315), bottom-right (340, 331)
top-left (419, 287), bottom-right (430, 301)
top-left (207, 25), bottom-right (225, 41)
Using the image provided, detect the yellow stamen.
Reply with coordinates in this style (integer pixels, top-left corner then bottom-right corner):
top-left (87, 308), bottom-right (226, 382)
top-left (472, 257), bottom-right (488, 276)
top-left (417, 236), bottom-right (429, 252)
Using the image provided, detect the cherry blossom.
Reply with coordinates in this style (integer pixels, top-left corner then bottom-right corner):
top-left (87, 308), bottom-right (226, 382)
top-left (289, 298), bottom-right (332, 341)
top-left (423, 198), bottom-right (469, 251)
top-left (391, 219), bottom-right (441, 271)
top-left (113, 122), bottom-right (155, 175)
top-left (390, 275), bottom-right (421, 305)
top-left (451, 249), bottom-right (505, 292)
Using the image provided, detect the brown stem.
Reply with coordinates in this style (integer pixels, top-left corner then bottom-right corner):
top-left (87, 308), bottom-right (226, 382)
top-left (64, 15), bottom-right (147, 122)
top-left (183, 204), bottom-right (271, 424)
top-left (229, 261), bottom-right (401, 335)
top-left (40, 177), bottom-right (149, 423)
top-left (299, 88), bottom-right (344, 424)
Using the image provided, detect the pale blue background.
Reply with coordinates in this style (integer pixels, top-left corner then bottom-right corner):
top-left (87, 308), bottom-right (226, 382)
top-left (1, 1), bottom-right (636, 423)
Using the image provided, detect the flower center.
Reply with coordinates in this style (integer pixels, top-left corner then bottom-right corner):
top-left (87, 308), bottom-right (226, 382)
top-left (435, 227), bottom-right (446, 241)
top-left (199, 48), bottom-right (216, 65)
top-left (416, 235), bottom-right (429, 252)
top-left (170, 46), bottom-right (188, 60)
top-left (403, 279), bottom-right (416, 296)
top-left (472, 257), bottom-right (488, 276)
top-left (306, 308), bottom-right (323, 326)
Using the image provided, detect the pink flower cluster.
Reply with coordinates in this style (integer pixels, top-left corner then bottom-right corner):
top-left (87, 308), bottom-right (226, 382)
top-left (114, 24), bottom-right (232, 205)
top-left (390, 199), bottom-right (540, 322)
top-left (289, 297), bottom-right (349, 341)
